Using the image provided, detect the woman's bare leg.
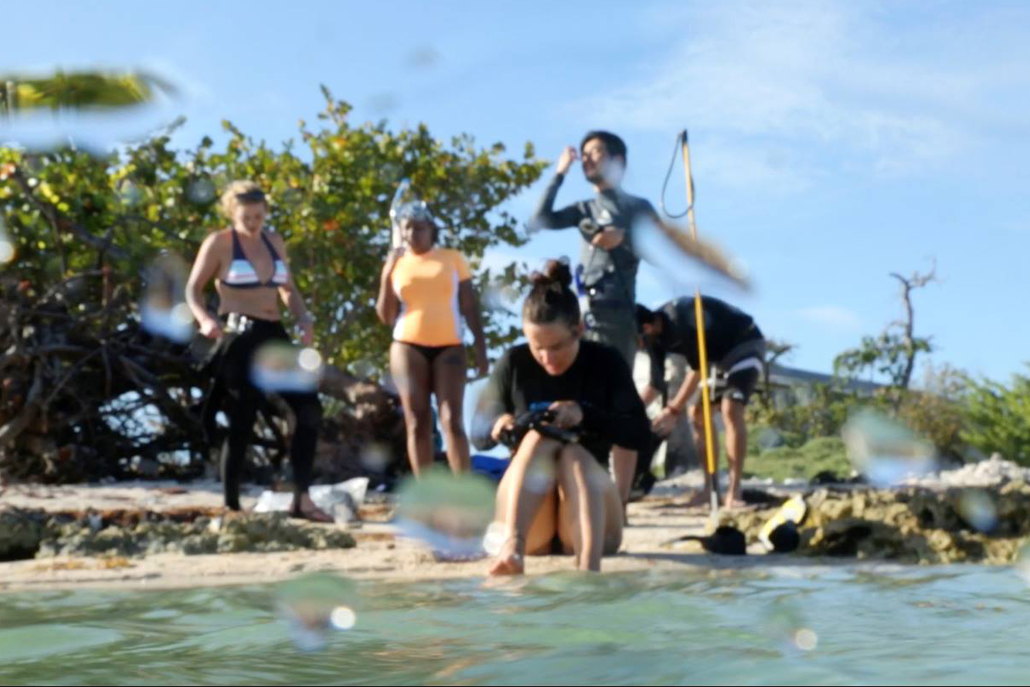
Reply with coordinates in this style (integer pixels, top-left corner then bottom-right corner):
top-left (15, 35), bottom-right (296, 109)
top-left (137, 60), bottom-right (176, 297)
top-left (555, 445), bottom-right (623, 572)
top-left (493, 473), bottom-right (558, 557)
top-left (390, 342), bottom-right (434, 477)
top-left (488, 431), bottom-right (563, 576)
top-left (433, 345), bottom-right (470, 473)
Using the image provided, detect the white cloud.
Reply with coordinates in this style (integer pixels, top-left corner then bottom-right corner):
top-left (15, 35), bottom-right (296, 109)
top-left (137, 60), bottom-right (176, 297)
top-left (579, 1), bottom-right (1030, 187)
top-left (795, 305), bottom-right (863, 331)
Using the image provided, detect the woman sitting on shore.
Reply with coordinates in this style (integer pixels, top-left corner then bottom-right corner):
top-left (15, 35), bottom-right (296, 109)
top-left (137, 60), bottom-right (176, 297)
top-left (473, 260), bottom-right (649, 574)
top-left (185, 180), bottom-right (330, 521)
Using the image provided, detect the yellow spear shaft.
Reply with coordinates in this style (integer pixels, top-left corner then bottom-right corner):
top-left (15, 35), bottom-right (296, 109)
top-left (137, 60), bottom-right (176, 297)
top-left (681, 130), bottom-right (720, 513)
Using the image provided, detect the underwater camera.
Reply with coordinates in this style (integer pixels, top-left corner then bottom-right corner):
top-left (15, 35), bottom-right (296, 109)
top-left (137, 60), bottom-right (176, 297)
top-left (499, 404), bottom-right (580, 449)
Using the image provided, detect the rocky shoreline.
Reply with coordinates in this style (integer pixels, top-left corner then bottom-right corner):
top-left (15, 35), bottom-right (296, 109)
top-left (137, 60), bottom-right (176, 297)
top-left (728, 481), bottom-right (1030, 565)
top-left (2, 457), bottom-right (1029, 585)
top-left (0, 508), bottom-right (356, 561)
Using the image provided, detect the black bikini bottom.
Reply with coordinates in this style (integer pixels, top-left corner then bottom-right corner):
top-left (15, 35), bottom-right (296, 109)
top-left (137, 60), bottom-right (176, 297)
top-left (398, 342), bottom-right (462, 366)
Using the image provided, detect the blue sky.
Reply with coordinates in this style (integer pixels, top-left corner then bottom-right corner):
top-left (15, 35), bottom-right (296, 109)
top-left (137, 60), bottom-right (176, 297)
top-left (5, 0), bottom-right (1030, 385)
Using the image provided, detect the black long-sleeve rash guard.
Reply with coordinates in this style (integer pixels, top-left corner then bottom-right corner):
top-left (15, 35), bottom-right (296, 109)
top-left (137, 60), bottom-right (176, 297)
top-left (529, 173), bottom-right (658, 306)
top-left (472, 340), bottom-right (650, 463)
top-left (646, 295), bottom-right (763, 395)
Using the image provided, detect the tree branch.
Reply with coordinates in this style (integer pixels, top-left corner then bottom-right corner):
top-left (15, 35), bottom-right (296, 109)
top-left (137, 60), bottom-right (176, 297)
top-left (10, 168), bottom-right (130, 261)
top-left (0, 363), bottom-right (43, 447)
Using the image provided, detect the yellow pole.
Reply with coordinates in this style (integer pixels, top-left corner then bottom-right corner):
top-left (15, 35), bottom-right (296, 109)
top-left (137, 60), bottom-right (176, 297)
top-left (681, 130), bottom-right (720, 514)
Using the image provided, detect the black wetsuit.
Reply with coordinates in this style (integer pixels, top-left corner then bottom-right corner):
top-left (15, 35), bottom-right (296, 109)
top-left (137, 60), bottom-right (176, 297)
top-left (530, 173), bottom-right (658, 367)
top-left (203, 229), bottom-right (321, 510)
top-left (204, 318), bottom-right (322, 510)
top-left (472, 340), bottom-right (649, 463)
top-left (646, 296), bottom-right (765, 405)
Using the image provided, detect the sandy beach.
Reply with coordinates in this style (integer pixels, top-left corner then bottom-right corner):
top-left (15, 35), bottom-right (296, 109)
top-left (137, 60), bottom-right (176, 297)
top-left (7, 454), bottom-right (1027, 593)
top-left (0, 477), bottom-right (789, 593)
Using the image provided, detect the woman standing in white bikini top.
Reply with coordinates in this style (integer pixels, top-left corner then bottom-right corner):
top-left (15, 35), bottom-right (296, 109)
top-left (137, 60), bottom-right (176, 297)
top-left (185, 180), bottom-right (328, 521)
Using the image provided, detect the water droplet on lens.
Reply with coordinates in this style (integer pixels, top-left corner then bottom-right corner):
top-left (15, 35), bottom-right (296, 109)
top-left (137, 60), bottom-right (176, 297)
top-left (251, 342), bottom-right (324, 393)
top-left (0, 69), bottom-right (182, 150)
top-left (186, 178), bottom-right (215, 204)
top-left (482, 521), bottom-right (507, 556)
top-left (118, 179), bottom-right (142, 206)
top-left (958, 490), bottom-right (998, 533)
top-left (0, 218), bottom-right (16, 265)
top-left (140, 253), bottom-right (194, 343)
top-left (793, 628), bottom-right (818, 651)
top-left (1017, 542), bottom-right (1030, 586)
top-left (298, 348), bottom-right (323, 373)
top-left (762, 602), bottom-right (817, 653)
top-left (757, 427), bottom-right (783, 450)
top-left (351, 359), bottom-right (376, 380)
top-left (525, 459), bottom-right (556, 495)
top-left (359, 443), bottom-right (391, 472)
top-left (396, 469), bottom-right (495, 558)
top-left (368, 92), bottom-right (400, 115)
top-left (841, 410), bottom-right (937, 486)
top-left (405, 46), bottom-right (441, 69)
top-left (388, 178), bottom-right (422, 247)
top-left (329, 606), bottom-right (357, 631)
top-left (630, 216), bottom-right (750, 293)
top-left (481, 280), bottom-right (520, 314)
top-left (276, 573), bottom-right (359, 652)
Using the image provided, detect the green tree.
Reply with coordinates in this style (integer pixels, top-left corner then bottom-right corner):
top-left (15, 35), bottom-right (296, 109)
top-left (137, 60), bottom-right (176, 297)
top-left (834, 265), bottom-right (936, 396)
top-left (2, 86), bottom-right (545, 366)
top-left (895, 363), bottom-right (969, 461)
top-left (0, 87), bottom-right (546, 481)
top-left (961, 367), bottom-right (1030, 466)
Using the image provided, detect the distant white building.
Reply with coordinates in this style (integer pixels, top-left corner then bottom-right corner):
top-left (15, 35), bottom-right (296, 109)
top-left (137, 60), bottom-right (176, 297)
top-left (766, 364), bottom-right (884, 406)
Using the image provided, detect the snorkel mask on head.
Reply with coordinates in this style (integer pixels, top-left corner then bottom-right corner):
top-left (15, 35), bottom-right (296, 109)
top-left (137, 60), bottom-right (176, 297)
top-left (393, 200), bottom-right (435, 224)
top-left (388, 178), bottom-right (437, 247)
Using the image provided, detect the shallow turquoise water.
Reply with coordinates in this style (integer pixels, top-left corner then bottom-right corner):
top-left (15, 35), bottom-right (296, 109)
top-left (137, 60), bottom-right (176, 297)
top-left (1, 564), bottom-right (1028, 685)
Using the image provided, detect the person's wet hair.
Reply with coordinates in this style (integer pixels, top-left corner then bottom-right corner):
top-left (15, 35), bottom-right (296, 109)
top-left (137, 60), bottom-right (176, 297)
top-left (580, 130), bottom-right (627, 165)
top-left (523, 259), bottom-right (580, 329)
top-left (635, 304), bottom-right (656, 333)
top-left (220, 180), bottom-right (267, 220)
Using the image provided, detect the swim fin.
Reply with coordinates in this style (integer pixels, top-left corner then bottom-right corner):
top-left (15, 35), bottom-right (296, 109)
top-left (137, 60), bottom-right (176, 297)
top-left (661, 525), bottom-right (747, 556)
top-left (758, 494), bottom-right (807, 553)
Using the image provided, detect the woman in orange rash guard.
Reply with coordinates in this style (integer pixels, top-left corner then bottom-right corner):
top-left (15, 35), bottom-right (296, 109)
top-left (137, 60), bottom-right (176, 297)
top-left (375, 202), bottom-right (489, 476)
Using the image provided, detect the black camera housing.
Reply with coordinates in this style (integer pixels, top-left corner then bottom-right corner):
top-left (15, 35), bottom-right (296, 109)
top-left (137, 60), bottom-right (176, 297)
top-left (578, 218), bottom-right (601, 237)
top-left (499, 409), bottom-right (580, 449)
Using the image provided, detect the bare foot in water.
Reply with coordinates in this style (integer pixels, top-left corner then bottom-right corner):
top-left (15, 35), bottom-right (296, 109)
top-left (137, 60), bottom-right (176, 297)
top-left (291, 493), bottom-right (334, 523)
top-left (488, 535), bottom-right (525, 576)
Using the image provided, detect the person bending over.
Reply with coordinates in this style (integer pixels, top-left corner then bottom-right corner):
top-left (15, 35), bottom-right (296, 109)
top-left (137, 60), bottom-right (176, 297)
top-left (636, 296), bottom-right (766, 510)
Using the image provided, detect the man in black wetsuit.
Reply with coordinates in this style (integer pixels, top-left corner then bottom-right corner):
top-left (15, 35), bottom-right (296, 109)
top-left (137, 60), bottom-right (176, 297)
top-left (636, 296), bottom-right (766, 509)
top-left (529, 131), bottom-right (659, 505)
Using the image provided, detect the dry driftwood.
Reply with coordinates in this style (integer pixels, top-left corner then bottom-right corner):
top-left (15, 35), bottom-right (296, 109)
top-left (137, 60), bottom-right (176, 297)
top-left (0, 273), bottom-right (405, 485)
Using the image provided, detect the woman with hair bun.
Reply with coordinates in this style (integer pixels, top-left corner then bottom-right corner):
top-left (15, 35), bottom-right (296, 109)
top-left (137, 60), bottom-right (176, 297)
top-left (472, 259), bottom-right (649, 574)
